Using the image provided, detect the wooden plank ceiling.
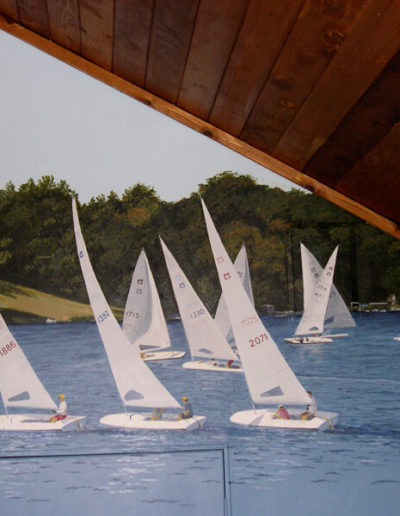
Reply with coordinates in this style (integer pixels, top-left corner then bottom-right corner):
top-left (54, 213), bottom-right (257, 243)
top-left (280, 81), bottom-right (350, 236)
top-left (1, 0), bottom-right (400, 238)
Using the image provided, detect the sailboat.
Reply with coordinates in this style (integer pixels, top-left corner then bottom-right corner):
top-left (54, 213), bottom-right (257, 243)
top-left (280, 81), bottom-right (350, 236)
top-left (301, 242), bottom-right (355, 339)
top-left (214, 243), bottom-right (254, 344)
top-left (200, 198), bottom-right (338, 430)
top-left (285, 243), bottom-right (354, 344)
top-left (72, 199), bottom-right (205, 430)
top-left (122, 249), bottom-right (185, 361)
top-left (160, 237), bottom-right (242, 372)
top-left (0, 312), bottom-right (85, 431)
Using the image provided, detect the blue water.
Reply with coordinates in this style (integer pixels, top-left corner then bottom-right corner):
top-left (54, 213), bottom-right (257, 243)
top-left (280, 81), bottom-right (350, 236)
top-left (0, 313), bottom-right (399, 515)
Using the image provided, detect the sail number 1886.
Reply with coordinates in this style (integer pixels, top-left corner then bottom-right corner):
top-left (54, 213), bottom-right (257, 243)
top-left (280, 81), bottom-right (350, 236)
top-left (0, 340), bottom-right (17, 357)
top-left (249, 333), bottom-right (268, 347)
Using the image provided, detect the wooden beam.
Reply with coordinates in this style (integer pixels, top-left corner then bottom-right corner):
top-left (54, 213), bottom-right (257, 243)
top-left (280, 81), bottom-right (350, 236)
top-left (209, 0), bottom-right (303, 136)
top-left (79, 0), bottom-right (114, 71)
top-left (113, 0), bottom-right (153, 86)
top-left (178, 0), bottom-right (248, 120)
top-left (0, 15), bottom-right (399, 240)
top-left (47, 0), bottom-right (80, 54)
top-left (146, 0), bottom-right (198, 103)
top-left (273, 0), bottom-right (400, 169)
top-left (241, 0), bottom-right (364, 153)
top-left (0, 0), bottom-right (19, 19)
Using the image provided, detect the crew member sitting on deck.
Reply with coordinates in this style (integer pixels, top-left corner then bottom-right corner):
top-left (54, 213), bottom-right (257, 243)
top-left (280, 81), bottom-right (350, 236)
top-left (301, 390), bottom-right (317, 420)
top-left (177, 395), bottom-right (193, 420)
top-left (272, 405), bottom-right (290, 419)
top-left (50, 393), bottom-right (67, 422)
top-left (151, 408), bottom-right (164, 420)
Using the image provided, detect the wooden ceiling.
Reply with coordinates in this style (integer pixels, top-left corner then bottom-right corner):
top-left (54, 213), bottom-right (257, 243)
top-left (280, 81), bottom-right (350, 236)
top-left (1, 0), bottom-right (400, 238)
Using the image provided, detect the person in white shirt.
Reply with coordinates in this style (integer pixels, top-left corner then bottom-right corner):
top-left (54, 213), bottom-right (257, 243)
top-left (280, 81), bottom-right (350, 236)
top-left (50, 393), bottom-right (67, 422)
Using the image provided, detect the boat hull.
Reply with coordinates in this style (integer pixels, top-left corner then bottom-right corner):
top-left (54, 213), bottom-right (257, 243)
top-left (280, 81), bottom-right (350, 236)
top-left (142, 351), bottom-right (186, 361)
top-left (182, 361), bottom-right (242, 372)
top-left (99, 412), bottom-right (206, 431)
top-left (230, 408), bottom-right (338, 431)
top-left (285, 336), bottom-right (333, 344)
top-left (0, 414), bottom-right (86, 431)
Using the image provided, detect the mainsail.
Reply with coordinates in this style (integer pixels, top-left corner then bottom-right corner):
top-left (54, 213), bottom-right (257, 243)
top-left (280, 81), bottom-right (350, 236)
top-left (72, 199), bottom-right (180, 409)
top-left (0, 312), bottom-right (57, 411)
top-left (122, 249), bottom-right (171, 351)
top-left (201, 198), bottom-right (310, 406)
top-left (160, 237), bottom-right (237, 362)
top-left (295, 246), bottom-right (338, 336)
top-left (300, 243), bottom-right (355, 329)
top-left (214, 244), bottom-right (254, 342)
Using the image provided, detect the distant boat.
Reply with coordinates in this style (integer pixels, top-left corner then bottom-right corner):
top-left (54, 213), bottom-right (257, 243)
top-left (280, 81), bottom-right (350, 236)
top-left (160, 237), bottom-right (242, 373)
top-left (201, 198), bottom-right (338, 430)
top-left (0, 312), bottom-right (85, 431)
top-left (285, 243), bottom-right (355, 344)
top-left (45, 317), bottom-right (56, 324)
top-left (122, 249), bottom-right (185, 361)
top-left (214, 243), bottom-right (254, 344)
top-left (72, 199), bottom-right (205, 431)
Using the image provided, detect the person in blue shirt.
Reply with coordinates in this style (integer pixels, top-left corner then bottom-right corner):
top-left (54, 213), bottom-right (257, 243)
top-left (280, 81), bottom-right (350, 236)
top-left (177, 395), bottom-right (193, 420)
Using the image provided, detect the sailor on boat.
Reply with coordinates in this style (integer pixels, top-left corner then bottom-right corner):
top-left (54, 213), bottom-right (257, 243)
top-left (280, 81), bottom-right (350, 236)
top-left (151, 408), bottom-right (164, 420)
top-left (272, 405), bottom-right (291, 420)
top-left (50, 393), bottom-right (67, 422)
top-left (301, 391), bottom-right (317, 420)
top-left (177, 395), bottom-right (193, 420)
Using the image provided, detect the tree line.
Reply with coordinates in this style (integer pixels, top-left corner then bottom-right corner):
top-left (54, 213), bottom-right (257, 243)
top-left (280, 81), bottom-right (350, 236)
top-left (1, 173), bottom-right (399, 315)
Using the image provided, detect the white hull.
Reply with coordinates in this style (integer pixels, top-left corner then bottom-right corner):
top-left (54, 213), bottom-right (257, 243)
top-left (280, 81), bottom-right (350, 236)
top-left (141, 350), bottom-right (185, 361)
top-left (285, 336), bottom-right (333, 344)
top-left (394, 336), bottom-right (400, 342)
top-left (0, 414), bottom-right (86, 431)
top-left (230, 408), bottom-right (338, 431)
top-left (99, 412), bottom-right (206, 431)
top-left (183, 361), bottom-right (242, 372)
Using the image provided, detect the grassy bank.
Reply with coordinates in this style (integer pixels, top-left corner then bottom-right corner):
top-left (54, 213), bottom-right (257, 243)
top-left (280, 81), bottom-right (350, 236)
top-left (0, 280), bottom-right (123, 324)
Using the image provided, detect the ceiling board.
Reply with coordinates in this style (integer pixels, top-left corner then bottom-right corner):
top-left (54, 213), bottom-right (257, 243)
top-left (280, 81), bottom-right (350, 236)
top-left (0, 0), bottom-right (399, 239)
top-left (272, 0), bottom-right (400, 169)
top-left (112, 0), bottom-right (153, 86)
top-left (241, 0), bottom-right (365, 153)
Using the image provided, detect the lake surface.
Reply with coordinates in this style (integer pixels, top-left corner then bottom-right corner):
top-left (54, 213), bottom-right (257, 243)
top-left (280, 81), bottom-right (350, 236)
top-left (0, 313), bottom-right (399, 515)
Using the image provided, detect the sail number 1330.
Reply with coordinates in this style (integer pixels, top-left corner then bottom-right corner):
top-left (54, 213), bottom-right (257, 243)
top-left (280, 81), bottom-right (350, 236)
top-left (249, 333), bottom-right (268, 348)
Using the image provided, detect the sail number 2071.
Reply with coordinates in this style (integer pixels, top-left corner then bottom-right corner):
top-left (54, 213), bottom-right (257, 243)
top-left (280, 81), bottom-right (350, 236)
top-left (249, 333), bottom-right (268, 348)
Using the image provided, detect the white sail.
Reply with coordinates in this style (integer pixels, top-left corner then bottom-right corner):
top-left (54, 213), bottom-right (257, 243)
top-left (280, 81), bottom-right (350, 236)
top-left (201, 198), bottom-right (310, 406)
top-left (0, 312), bottom-right (57, 411)
top-left (160, 238), bottom-right (237, 362)
top-left (300, 243), bottom-right (355, 329)
top-left (215, 244), bottom-right (254, 342)
top-left (72, 199), bottom-right (180, 410)
top-left (295, 246), bottom-right (338, 336)
top-left (122, 249), bottom-right (171, 351)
